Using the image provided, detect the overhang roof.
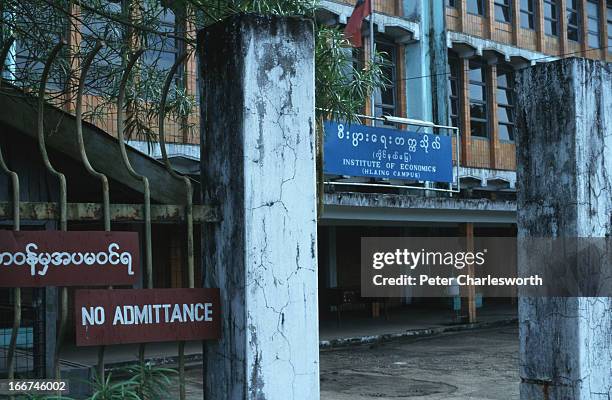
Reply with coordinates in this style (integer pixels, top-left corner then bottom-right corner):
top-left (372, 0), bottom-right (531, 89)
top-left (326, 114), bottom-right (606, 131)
top-left (447, 31), bottom-right (555, 68)
top-left (322, 191), bottom-right (516, 224)
top-left (0, 83), bottom-right (195, 204)
top-left (317, 0), bottom-right (420, 43)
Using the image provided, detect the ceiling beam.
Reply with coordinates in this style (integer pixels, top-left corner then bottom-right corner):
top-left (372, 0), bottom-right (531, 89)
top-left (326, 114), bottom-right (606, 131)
top-left (0, 201), bottom-right (218, 223)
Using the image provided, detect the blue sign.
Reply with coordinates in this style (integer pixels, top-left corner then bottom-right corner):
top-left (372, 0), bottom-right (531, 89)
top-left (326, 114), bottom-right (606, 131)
top-left (323, 121), bottom-right (454, 183)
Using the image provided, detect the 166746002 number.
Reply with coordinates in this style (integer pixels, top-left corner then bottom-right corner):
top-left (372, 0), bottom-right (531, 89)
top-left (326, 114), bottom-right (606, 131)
top-left (0, 379), bottom-right (69, 395)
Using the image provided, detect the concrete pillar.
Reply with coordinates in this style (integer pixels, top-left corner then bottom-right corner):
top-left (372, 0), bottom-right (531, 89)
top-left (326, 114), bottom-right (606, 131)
top-left (198, 15), bottom-right (319, 400)
top-left (459, 222), bottom-right (476, 323)
top-left (428, 0), bottom-right (450, 127)
top-left (405, 0), bottom-right (447, 126)
top-left (516, 58), bottom-right (612, 399)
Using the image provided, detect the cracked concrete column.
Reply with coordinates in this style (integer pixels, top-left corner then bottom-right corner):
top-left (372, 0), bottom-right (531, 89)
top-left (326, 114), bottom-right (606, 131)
top-left (516, 58), bottom-right (612, 399)
top-left (198, 14), bottom-right (319, 400)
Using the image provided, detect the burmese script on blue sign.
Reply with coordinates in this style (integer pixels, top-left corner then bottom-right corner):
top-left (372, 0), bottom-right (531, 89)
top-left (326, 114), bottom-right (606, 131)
top-left (323, 121), bottom-right (453, 183)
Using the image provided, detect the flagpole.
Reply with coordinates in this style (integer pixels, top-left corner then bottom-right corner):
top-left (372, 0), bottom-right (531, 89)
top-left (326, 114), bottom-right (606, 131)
top-left (369, 0), bottom-right (375, 121)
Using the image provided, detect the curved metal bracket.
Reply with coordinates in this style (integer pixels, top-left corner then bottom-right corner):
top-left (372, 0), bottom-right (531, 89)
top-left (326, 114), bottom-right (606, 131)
top-left (75, 41), bottom-right (111, 232)
top-left (74, 40), bottom-right (110, 380)
top-left (0, 38), bottom-right (19, 225)
top-left (37, 40), bottom-right (71, 380)
top-left (117, 49), bottom-right (154, 290)
top-left (117, 48), bottom-right (154, 370)
top-left (158, 52), bottom-right (194, 400)
top-left (158, 51), bottom-right (190, 178)
top-left (158, 51), bottom-right (194, 288)
top-left (38, 41), bottom-right (67, 230)
top-left (0, 37), bottom-right (21, 383)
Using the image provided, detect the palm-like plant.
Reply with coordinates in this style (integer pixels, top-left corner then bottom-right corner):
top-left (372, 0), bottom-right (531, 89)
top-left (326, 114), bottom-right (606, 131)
top-left (120, 363), bottom-right (177, 400)
top-left (315, 25), bottom-right (390, 123)
top-left (88, 372), bottom-right (141, 400)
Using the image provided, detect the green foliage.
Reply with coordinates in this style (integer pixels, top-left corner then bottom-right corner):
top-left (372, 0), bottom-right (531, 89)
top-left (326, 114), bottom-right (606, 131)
top-left (89, 372), bottom-right (141, 400)
top-left (183, 0), bottom-right (317, 24)
top-left (185, 0), bottom-right (389, 123)
top-left (1, 0), bottom-right (388, 142)
top-left (120, 362), bottom-right (177, 400)
top-left (85, 363), bottom-right (177, 400)
top-left (315, 25), bottom-right (390, 124)
top-left (12, 364), bottom-right (177, 400)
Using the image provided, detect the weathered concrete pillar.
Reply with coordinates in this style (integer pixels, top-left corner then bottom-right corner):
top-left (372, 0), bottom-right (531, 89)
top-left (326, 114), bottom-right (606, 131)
top-left (198, 15), bottom-right (319, 399)
top-left (516, 58), bottom-right (612, 399)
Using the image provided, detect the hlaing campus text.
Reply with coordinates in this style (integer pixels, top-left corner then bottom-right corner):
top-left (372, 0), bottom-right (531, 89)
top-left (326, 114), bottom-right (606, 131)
top-left (371, 249), bottom-right (542, 287)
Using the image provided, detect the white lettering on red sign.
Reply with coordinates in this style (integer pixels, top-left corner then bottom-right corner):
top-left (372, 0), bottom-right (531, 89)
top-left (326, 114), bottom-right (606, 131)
top-left (80, 303), bottom-right (214, 326)
top-left (0, 243), bottom-right (134, 276)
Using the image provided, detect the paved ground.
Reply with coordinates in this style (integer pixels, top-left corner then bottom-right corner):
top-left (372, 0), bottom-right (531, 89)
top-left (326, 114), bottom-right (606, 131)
top-left (320, 326), bottom-right (519, 400)
top-left (168, 325), bottom-right (519, 399)
top-left (168, 367), bottom-right (204, 399)
top-left (320, 303), bottom-right (517, 344)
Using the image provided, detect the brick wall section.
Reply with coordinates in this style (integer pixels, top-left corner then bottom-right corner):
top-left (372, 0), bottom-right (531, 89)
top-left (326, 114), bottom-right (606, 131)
top-left (459, 58), bottom-right (472, 166)
top-left (447, 0), bottom-right (612, 172)
top-left (449, 0), bottom-right (610, 59)
top-left (487, 63), bottom-right (499, 169)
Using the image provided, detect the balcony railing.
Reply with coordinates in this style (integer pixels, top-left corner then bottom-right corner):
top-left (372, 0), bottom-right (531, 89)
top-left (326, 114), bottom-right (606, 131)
top-left (339, 0), bottom-right (402, 17)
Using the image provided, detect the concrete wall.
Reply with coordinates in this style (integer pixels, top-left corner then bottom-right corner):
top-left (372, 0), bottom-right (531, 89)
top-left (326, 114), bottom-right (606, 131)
top-left (516, 58), bottom-right (612, 399)
top-left (199, 14), bottom-right (319, 399)
top-left (403, 0), bottom-right (448, 126)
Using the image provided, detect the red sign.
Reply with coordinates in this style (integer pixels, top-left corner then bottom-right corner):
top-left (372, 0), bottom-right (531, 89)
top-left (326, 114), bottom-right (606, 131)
top-left (0, 231), bottom-right (139, 287)
top-left (75, 288), bottom-right (221, 346)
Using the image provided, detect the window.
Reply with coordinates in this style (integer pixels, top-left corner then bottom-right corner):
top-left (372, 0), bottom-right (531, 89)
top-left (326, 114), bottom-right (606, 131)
top-left (520, 0), bottom-right (536, 29)
top-left (495, 0), bottom-right (512, 23)
top-left (448, 55), bottom-right (460, 129)
top-left (607, 0), bottom-right (612, 54)
top-left (195, 61), bottom-right (201, 103)
top-left (348, 47), bottom-right (366, 115)
top-left (80, 0), bottom-right (123, 94)
top-left (446, 0), bottom-right (457, 7)
top-left (496, 68), bottom-right (515, 142)
top-left (467, 0), bottom-right (485, 16)
top-left (586, 0), bottom-right (601, 48)
top-left (144, 9), bottom-right (179, 71)
top-left (10, 2), bottom-right (68, 88)
top-left (544, 0), bottom-right (559, 36)
top-left (567, 0), bottom-right (581, 41)
top-left (468, 61), bottom-right (488, 138)
top-left (374, 41), bottom-right (397, 124)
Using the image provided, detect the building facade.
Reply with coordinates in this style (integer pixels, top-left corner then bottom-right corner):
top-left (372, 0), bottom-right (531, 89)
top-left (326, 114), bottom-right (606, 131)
top-left (314, 0), bottom-right (611, 322)
top-left (2, 0), bottom-right (612, 378)
top-left (10, 0), bottom-right (612, 321)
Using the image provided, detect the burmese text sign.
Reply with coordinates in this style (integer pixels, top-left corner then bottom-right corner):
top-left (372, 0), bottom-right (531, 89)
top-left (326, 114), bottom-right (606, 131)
top-left (75, 288), bottom-right (221, 346)
top-left (323, 121), bottom-right (453, 183)
top-left (0, 231), bottom-right (139, 287)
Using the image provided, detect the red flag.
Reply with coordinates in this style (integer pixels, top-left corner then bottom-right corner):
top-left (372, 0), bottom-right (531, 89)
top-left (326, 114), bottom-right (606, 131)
top-left (343, 0), bottom-right (371, 47)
